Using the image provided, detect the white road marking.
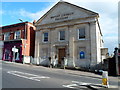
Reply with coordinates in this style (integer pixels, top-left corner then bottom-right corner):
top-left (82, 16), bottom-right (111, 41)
top-left (29, 76), bottom-right (50, 79)
top-left (8, 71), bottom-right (39, 77)
top-left (63, 84), bottom-right (78, 88)
top-left (63, 81), bottom-right (90, 88)
top-left (63, 81), bottom-right (118, 89)
top-left (72, 81), bottom-right (91, 85)
top-left (7, 71), bottom-right (50, 82)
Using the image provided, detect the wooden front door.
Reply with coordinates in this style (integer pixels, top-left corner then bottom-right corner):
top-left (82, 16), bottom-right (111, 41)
top-left (58, 48), bottom-right (66, 65)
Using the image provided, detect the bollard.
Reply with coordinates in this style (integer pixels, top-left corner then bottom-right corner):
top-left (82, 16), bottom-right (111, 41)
top-left (102, 71), bottom-right (109, 88)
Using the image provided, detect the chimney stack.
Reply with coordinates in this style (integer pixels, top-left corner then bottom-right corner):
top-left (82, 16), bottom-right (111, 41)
top-left (33, 20), bottom-right (36, 25)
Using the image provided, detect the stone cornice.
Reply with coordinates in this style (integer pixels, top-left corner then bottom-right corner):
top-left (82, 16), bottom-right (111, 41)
top-left (36, 17), bottom-right (96, 31)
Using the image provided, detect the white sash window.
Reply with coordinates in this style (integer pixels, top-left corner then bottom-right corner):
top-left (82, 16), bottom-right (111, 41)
top-left (14, 31), bottom-right (21, 39)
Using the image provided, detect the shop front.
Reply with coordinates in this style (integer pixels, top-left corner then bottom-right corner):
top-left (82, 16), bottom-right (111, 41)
top-left (2, 40), bottom-right (22, 63)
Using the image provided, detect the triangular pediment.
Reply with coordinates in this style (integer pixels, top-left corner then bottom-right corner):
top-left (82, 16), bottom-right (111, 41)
top-left (36, 1), bottom-right (98, 25)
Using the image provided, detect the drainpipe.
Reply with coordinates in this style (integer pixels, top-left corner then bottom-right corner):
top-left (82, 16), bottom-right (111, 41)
top-left (88, 22), bottom-right (92, 71)
top-left (68, 25), bottom-right (70, 67)
top-left (23, 22), bottom-right (27, 64)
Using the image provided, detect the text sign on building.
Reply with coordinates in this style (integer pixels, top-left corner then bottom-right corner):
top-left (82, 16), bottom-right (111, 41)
top-left (50, 12), bottom-right (74, 21)
top-left (12, 47), bottom-right (18, 52)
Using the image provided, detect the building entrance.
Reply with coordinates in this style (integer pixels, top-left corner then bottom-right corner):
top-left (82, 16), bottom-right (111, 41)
top-left (58, 48), bottom-right (66, 65)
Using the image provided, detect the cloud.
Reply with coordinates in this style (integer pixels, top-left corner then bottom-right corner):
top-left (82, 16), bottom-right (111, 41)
top-left (19, 8), bottom-right (46, 20)
top-left (104, 36), bottom-right (118, 54)
top-left (66, 0), bottom-right (119, 2)
top-left (0, 10), bottom-right (4, 15)
top-left (96, 3), bottom-right (118, 53)
top-left (100, 14), bottom-right (118, 36)
top-left (1, 0), bottom-right (119, 2)
top-left (18, 2), bottom-right (56, 21)
top-left (1, 0), bottom-right (58, 2)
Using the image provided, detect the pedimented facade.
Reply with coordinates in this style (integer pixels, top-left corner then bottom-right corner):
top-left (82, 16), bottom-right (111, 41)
top-left (35, 1), bottom-right (104, 70)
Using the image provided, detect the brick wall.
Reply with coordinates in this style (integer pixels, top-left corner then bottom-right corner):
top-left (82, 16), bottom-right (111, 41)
top-left (2, 22), bottom-right (35, 58)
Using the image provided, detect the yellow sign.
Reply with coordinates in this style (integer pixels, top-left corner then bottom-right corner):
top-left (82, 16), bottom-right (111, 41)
top-left (102, 78), bottom-right (107, 85)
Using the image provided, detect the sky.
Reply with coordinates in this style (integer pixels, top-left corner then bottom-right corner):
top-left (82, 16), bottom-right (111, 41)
top-left (0, 0), bottom-right (119, 55)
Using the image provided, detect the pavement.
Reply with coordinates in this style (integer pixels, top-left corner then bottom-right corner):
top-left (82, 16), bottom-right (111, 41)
top-left (1, 60), bottom-right (119, 89)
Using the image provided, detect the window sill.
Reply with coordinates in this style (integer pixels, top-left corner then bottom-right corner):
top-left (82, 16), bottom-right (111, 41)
top-left (14, 38), bottom-right (21, 40)
top-left (80, 58), bottom-right (85, 59)
top-left (78, 39), bottom-right (86, 40)
top-left (42, 41), bottom-right (49, 43)
top-left (59, 40), bottom-right (66, 42)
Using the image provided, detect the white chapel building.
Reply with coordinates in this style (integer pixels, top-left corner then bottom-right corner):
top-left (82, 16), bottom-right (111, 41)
top-left (34, 1), bottom-right (105, 70)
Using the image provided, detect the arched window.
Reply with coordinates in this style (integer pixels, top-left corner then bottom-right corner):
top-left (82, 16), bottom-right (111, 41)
top-left (80, 51), bottom-right (85, 59)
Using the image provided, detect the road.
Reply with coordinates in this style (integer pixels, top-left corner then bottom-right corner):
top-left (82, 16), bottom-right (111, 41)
top-left (1, 61), bottom-right (119, 89)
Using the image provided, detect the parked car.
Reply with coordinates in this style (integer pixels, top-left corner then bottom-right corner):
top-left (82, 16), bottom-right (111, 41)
top-left (95, 69), bottom-right (103, 75)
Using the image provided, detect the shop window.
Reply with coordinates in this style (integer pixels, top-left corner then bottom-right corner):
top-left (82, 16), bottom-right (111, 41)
top-left (59, 31), bottom-right (65, 41)
top-left (14, 31), bottom-right (21, 39)
top-left (43, 32), bottom-right (48, 42)
top-left (4, 49), bottom-right (11, 60)
top-left (80, 51), bottom-right (85, 59)
top-left (4, 32), bottom-right (10, 40)
top-left (78, 27), bottom-right (85, 39)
